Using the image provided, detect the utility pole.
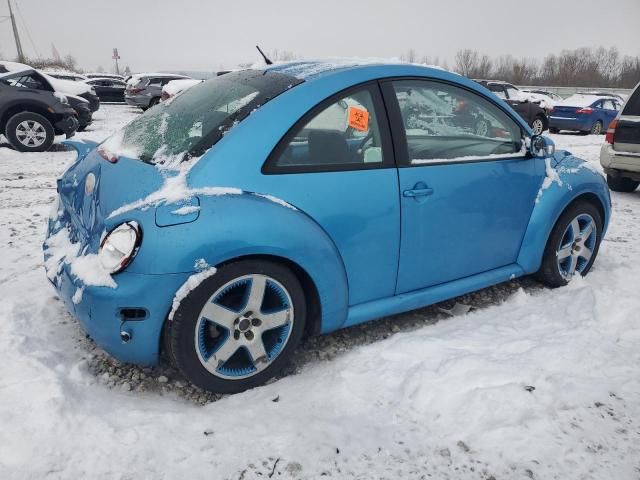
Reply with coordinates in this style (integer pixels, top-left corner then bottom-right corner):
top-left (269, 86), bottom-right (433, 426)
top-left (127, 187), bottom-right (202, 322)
top-left (112, 48), bottom-right (120, 75)
top-left (7, 0), bottom-right (25, 62)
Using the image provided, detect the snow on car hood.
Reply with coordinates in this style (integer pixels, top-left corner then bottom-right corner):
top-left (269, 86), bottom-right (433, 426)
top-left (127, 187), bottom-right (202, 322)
top-left (42, 72), bottom-right (92, 95)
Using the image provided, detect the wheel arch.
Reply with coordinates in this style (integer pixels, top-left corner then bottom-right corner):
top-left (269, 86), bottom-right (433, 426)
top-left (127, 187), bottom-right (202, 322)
top-left (214, 253), bottom-right (323, 338)
top-left (517, 160), bottom-right (610, 274)
top-left (0, 102), bottom-right (55, 132)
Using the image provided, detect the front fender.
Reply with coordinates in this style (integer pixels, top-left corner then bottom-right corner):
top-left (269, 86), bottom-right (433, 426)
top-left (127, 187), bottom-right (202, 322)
top-left (517, 154), bottom-right (611, 273)
top-left (111, 193), bottom-right (350, 334)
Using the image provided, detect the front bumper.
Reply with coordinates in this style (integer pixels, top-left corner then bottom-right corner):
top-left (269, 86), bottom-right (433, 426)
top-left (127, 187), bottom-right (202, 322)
top-left (549, 116), bottom-right (591, 131)
top-left (54, 115), bottom-right (79, 138)
top-left (600, 143), bottom-right (640, 175)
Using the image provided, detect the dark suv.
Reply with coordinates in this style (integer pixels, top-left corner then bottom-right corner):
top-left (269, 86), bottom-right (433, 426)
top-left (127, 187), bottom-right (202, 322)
top-left (474, 79), bottom-right (549, 134)
top-left (0, 68), bottom-right (78, 152)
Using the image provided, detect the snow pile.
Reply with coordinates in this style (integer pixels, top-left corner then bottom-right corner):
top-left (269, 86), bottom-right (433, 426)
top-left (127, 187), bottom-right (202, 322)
top-left (43, 227), bottom-right (116, 290)
top-left (536, 157), bottom-right (564, 203)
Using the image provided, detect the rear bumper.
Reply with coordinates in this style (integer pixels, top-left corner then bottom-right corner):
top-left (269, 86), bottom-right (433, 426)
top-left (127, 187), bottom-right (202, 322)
top-left (48, 256), bottom-right (189, 365)
top-left (125, 94), bottom-right (151, 108)
top-left (549, 116), bottom-right (592, 131)
top-left (600, 144), bottom-right (640, 175)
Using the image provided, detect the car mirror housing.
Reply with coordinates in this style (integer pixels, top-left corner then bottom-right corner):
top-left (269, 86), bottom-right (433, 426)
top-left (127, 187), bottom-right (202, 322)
top-left (529, 134), bottom-right (555, 158)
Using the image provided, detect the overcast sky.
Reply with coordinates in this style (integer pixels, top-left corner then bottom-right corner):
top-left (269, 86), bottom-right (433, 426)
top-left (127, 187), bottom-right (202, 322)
top-left (1, 0), bottom-right (639, 73)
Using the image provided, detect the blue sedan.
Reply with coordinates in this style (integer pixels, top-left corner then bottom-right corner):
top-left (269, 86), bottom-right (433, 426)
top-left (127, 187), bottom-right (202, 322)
top-left (549, 94), bottom-right (621, 134)
top-left (44, 61), bottom-right (610, 393)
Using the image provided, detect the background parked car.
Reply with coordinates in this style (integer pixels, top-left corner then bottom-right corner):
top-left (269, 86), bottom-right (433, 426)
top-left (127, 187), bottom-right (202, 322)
top-left (2, 61), bottom-right (100, 113)
top-left (66, 95), bottom-right (92, 131)
top-left (84, 73), bottom-right (125, 81)
top-left (0, 66), bottom-right (78, 152)
top-left (44, 71), bottom-right (88, 82)
top-left (473, 79), bottom-right (549, 134)
top-left (549, 94), bottom-right (621, 134)
top-left (600, 81), bottom-right (640, 192)
top-left (125, 73), bottom-right (190, 110)
top-left (84, 78), bottom-right (126, 102)
top-left (160, 78), bottom-right (203, 102)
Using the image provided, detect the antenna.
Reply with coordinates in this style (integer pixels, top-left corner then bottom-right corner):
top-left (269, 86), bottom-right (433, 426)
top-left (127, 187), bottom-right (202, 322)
top-left (256, 45), bottom-right (273, 65)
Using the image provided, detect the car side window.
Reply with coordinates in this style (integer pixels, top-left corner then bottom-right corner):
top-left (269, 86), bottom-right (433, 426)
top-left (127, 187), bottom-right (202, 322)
top-left (148, 78), bottom-right (162, 86)
top-left (269, 86), bottom-right (387, 171)
top-left (6, 73), bottom-right (46, 90)
top-left (488, 84), bottom-right (507, 100)
top-left (505, 86), bottom-right (521, 100)
top-left (602, 100), bottom-right (615, 110)
top-left (391, 80), bottom-right (524, 165)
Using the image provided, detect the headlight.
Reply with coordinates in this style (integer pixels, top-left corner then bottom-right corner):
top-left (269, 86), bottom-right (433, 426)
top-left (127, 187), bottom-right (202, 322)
top-left (99, 221), bottom-right (141, 273)
top-left (53, 92), bottom-right (69, 104)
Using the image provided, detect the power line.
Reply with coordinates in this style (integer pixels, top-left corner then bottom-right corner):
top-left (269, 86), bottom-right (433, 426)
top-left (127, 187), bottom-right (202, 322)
top-left (14, 0), bottom-right (39, 58)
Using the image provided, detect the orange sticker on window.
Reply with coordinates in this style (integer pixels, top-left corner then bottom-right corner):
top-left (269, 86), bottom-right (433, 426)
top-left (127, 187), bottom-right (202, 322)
top-left (348, 106), bottom-right (369, 132)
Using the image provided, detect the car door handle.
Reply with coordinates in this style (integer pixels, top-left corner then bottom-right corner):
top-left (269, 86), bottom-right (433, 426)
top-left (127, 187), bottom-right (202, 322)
top-left (403, 187), bottom-right (433, 198)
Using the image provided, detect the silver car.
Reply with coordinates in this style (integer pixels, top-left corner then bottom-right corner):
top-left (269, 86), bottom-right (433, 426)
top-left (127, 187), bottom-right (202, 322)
top-left (600, 81), bottom-right (640, 193)
top-left (124, 73), bottom-right (190, 110)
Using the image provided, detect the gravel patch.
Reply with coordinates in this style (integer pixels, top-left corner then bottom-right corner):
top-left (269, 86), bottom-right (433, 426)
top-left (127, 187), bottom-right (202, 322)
top-left (84, 277), bottom-right (544, 404)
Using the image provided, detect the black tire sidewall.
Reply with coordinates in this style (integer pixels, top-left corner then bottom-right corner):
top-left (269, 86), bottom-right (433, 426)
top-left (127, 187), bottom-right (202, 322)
top-left (606, 174), bottom-right (639, 193)
top-left (168, 259), bottom-right (307, 394)
top-left (5, 112), bottom-right (55, 152)
top-left (535, 201), bottom-right (603, 288)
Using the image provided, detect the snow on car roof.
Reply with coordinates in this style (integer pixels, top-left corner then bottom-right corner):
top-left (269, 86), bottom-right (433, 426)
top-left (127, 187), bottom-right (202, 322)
top-left (557, 94), bottom-right (604, 107)
top-left (260, 58), bottom-right (445, 80)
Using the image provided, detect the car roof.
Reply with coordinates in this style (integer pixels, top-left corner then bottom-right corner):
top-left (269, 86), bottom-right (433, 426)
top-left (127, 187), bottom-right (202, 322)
top-left (133, 72), bottom-right (191, 78)
top-left (261, 59), bottom-right (447, 81)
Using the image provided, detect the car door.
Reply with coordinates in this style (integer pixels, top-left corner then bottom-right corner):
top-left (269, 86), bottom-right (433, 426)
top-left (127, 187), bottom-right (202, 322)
top-left (262, 83), bottom-right (400, 305)
top-left (381, 79), bottom-right (545, 293)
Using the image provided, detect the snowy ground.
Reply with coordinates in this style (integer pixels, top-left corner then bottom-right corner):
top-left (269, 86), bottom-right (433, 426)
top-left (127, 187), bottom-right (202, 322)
top-left (1, 105), bottom-right (639, 479)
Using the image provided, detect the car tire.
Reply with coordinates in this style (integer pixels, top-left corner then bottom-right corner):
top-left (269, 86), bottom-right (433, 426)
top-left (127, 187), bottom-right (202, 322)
top-left (166, 259), bottom-right (307, 394)
top-left (534, 200), bottom-right (603, 288)
top-left (590, 121), bottom-right (603, 135)
top-left (606, 174), bottom-right (639, 193)
top-left (531, 116), bottom-right (546, 135)
top-left (5, 112), bottom-right (55, 153)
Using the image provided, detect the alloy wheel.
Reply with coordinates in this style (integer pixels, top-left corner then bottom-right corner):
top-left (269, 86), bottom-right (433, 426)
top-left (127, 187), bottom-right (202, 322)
top-left (556, 213), bottom-right (597, 280)
top-left (15, 120), bottom-right (47, 148)
top-left (194, 274), bottom-right (294, 379)
top-left (531, 118), bottom-right (544, 135)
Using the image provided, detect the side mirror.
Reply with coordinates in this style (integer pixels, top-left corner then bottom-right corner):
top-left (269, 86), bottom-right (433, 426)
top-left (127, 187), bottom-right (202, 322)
top-left (529, 135), bottom-right (555, 158)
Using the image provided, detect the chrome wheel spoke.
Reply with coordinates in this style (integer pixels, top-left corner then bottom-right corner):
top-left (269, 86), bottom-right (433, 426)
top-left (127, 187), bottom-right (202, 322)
top-left (261, 308), bottom-right (290, 330)
top-left (567, 254), bottom-right (578, 275)
top-left (570, 218), bottom-right (580, 240)
top-left (200, 301), bottom-right (238, 329)
top-left (579, 246), bottom-right (593, 262)
top-left (245, 276), bottom-right (267, 312)
top-left (207, 338), bottom-right (239, 367)
top-left (246, 339), bottom-right (269, 367)
top-left (581, 221), bottom-right (594, 240)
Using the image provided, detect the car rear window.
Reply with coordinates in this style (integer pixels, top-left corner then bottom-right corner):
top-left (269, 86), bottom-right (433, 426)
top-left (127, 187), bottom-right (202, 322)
top-left (622, 85), bottom-right (640, 116)
top-left (104, 69), bottom-right (303, 164)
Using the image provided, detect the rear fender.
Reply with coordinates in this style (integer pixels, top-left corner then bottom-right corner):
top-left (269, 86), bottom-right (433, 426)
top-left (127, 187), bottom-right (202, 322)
top-left (110, 193), bottom-right (350, 333)
top-left (517, 154), bottom-right (611, 273)
top-left (62, 139), bottom-right (99, 163)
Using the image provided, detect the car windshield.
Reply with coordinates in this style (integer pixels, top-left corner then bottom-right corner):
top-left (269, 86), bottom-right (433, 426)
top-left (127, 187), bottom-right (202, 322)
top-left (103, 69), bottom-right (303, 164)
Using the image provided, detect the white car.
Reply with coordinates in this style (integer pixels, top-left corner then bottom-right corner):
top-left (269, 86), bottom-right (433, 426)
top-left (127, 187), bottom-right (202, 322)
top-left (600, 81), bottom-right (640, 192)
top-left (161, 78), bottom-right (203, 101)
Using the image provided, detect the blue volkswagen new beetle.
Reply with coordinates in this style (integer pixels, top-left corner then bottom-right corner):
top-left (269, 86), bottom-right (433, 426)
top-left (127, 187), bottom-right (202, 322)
top-left (44, 61), bottom-right (611, 393)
